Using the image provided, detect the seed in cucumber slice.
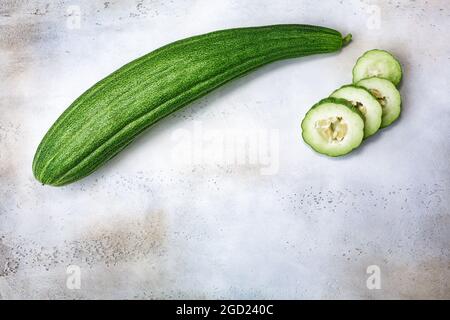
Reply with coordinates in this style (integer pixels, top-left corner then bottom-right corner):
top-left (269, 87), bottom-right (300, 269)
top-left (352, 49), bottom-right (403, 86)
top-left (357, 77), bottom-right (402, 128)
top-left (330, 85), bottom-right (382, 138)
top-left (301, 97), bottom-right (364, 157)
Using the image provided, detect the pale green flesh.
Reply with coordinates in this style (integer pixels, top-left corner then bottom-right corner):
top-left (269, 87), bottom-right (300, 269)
top-left (330, 85), bottom-right (382, 138)
top-left (352, 49), bottom-right (403, 86)
top-left (357, 77), bottom-right (401, 128)
top-left (301, 98), bottom-right (364, 157)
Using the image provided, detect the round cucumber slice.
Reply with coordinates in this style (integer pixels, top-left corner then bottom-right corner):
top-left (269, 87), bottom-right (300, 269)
top-left (301, 97), bottom-right (364, 157)
top-left (352, 49), bottom-right (403, 86)
top-left (330, 85), bottom-right (382, 138)
top-left (357, 77), bottom-right (402, 128)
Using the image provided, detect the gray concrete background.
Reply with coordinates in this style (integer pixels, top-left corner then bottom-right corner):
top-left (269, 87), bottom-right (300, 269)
top-left (0, 0), bottom-right (449, 299)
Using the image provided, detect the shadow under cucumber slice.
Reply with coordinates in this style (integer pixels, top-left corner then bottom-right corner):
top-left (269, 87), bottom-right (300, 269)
top-left (301, 97), bottom-right (365, 157)
top-left (330, 85), bottom-right (382, 138)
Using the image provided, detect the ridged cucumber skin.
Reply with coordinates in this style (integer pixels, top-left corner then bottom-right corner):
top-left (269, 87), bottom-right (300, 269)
top-left (33, 24), bottom-right (351, 186)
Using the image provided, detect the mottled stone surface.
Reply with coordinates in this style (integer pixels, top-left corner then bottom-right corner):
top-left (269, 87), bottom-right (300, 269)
top-left (0, 0), bottom-right (449, 299)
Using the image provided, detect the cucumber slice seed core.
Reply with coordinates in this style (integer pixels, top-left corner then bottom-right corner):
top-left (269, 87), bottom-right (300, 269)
top-left (369, 89), bottom-right (387, 108)
top-left (352, 101), bottom-right (366, 115)
top-left (315, 117), bottom-right (348, 143)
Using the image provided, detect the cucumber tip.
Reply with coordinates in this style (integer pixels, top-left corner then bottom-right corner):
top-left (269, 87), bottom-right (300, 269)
top-left (342, 34), bottom-right (352, 47)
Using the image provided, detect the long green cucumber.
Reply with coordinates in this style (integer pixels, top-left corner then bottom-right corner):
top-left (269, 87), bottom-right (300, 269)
top-left (33, 24), bottom-right (351, 186)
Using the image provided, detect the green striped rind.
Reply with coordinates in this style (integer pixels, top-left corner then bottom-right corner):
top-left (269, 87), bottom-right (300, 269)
top-left (33, 24), bottom-right (351, 186)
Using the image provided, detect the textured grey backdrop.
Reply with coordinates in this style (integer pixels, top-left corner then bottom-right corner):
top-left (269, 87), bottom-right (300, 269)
top-left (0, 0), bottom-right (449, 299)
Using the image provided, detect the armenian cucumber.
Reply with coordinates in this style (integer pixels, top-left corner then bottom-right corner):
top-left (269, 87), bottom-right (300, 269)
top-left (33, 24), bottom-right (351, 186)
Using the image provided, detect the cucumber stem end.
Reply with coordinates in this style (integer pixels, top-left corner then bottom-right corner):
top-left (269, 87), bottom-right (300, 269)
top-left (342, 34), bottom-right (352, 47)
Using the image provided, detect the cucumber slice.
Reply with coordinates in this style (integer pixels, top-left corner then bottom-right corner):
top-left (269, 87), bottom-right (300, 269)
top-left (352, 49), bottom-right (403, 86)
top-left (357, 77), bottom-right (402, 128)
top-left (301, 97), bottom-right (364, 157)
top-left (330, 85), bottom-right (382, 138)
